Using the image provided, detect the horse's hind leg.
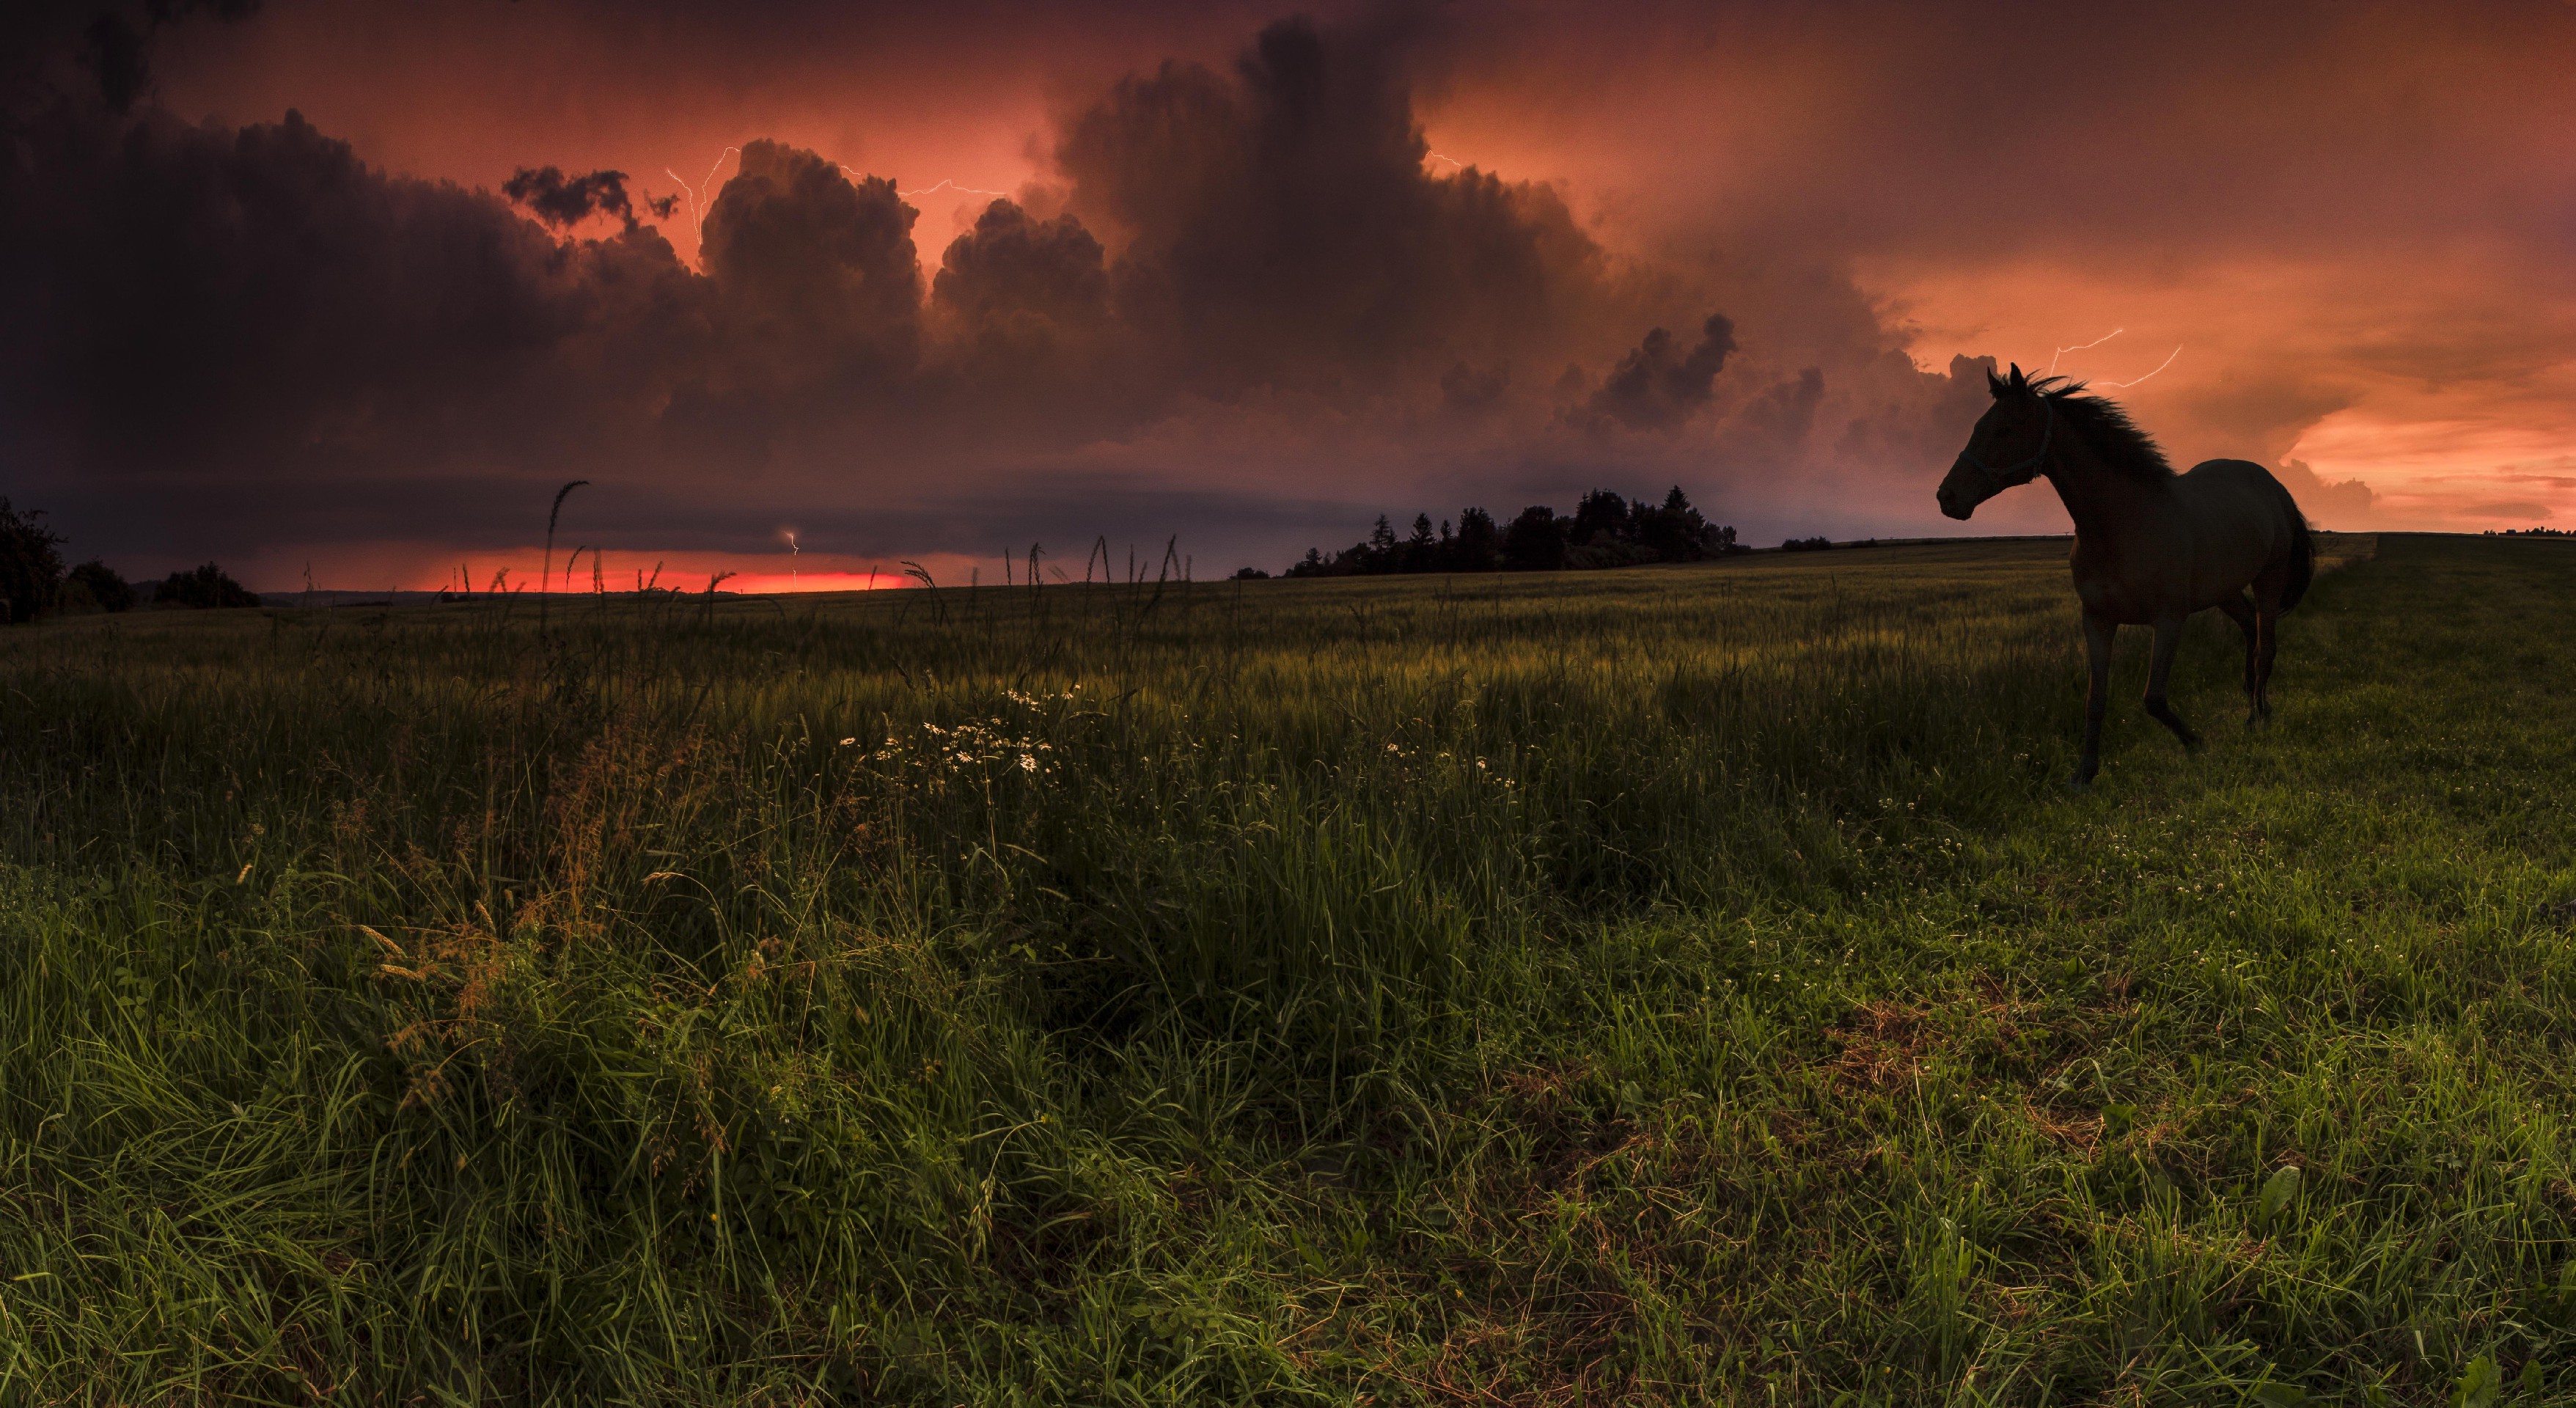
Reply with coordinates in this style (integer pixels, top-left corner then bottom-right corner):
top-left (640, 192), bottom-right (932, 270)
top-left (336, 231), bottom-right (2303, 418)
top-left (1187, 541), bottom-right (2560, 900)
top-left (2253, 598), bottom-right (2279, 721)
top-left (2217, 594), bottom-right (2258, 722)
top-left (2142, 614), bottom-right (2201, 751)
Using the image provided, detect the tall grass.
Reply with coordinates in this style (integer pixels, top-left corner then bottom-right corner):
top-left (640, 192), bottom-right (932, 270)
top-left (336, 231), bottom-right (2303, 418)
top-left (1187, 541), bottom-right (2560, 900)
top-left (1, 536), bottom-right (2571, 1404)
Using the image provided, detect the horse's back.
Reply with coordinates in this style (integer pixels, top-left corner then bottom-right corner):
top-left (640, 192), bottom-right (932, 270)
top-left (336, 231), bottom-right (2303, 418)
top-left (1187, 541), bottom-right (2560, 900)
top-left (2178, 458), bottom-right (2298, 529)
top-left (2173, 459), bottom-right (2307, 606)
top-left (2181, 458), bottom-right (2283, 494)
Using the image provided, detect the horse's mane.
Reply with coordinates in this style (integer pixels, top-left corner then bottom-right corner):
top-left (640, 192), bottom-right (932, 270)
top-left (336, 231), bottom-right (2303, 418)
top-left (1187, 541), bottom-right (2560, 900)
top-left (2024, 374), bottom-right (2174, 482)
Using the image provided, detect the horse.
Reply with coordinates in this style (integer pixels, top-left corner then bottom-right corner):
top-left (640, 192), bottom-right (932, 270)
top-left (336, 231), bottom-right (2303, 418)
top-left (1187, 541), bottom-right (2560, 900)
top-left (1936, 363), bottom-right (2312, 786)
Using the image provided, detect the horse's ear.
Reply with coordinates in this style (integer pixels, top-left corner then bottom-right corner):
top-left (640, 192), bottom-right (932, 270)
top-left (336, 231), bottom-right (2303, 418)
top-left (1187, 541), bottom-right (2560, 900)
top-left (2008, 362), bottom-right (2028, 392)
top-left (1986, 366), bottom-right (2007, 397)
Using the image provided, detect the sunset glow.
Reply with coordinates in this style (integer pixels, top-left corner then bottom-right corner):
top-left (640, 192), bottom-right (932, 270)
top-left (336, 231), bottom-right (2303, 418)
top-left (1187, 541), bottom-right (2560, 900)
top-left (7, 0), bottom-right (2570, 587)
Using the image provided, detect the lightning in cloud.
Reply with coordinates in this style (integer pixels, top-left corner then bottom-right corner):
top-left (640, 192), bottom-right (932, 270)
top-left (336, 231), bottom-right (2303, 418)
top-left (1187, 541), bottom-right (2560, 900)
top-left (1426, 151), bottom-right (1467, 170)
top-left (663, 145), bottom-right (742, 232)
top-left (889, 175), bottom-right (1015, 202)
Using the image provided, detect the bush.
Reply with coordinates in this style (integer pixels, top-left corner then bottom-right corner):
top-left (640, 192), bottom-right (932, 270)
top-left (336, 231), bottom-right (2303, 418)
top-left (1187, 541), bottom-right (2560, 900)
top-left (62, 560), bottom-right (138, 614)
top-left (153, 563), bottom-right (263, 609)
top-left (0, 498), bottom-right (67, 624)
top-left (1780, 535), bottom-right (1835, 552)
top-left (1230, 567), bottom-right (1272, 581)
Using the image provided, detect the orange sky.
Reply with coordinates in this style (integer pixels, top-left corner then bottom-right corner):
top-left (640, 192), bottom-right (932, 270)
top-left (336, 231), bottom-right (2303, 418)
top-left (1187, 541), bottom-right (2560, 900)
top-left (11, 0), bottom-right (2572, 586)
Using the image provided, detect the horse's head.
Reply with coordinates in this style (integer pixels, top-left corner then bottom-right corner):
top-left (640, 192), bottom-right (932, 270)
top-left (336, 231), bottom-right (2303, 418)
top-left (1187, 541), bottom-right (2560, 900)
top-left (1937, 362), bottom-right (2053, 520)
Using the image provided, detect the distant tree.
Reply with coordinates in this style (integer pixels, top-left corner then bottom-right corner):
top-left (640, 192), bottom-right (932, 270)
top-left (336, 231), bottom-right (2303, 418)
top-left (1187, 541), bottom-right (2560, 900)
top-left (1284, 488), bottom-right (1742, 580)
top-left (1362, 514), bottom-right (1400, 573)
top-left (1402, 513), bottom-right (1437, 572)
top-left (1447, 507), bottom-right (1502, 572)
top-left (1570, 488), bottom-right (1633, 546)
top-left (1636, 485), bottom-right (1711, 560)
top-left (153, 562), bottom-right (263, 608)
top-left (1780, 535), bottom-right (1834, 552)
top-left (1230, 566), bottom-right (1272, 580)
top-left (62, 559), bottom-right (136, 613)
top-left (0, 497), bottom-right (67, 624)
top-left (1501, 505), bottom-right (1567, 571)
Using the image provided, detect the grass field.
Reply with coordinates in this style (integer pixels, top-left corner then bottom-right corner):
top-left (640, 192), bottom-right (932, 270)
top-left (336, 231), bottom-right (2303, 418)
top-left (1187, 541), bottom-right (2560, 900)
top-left (2, 532), bottom-right (2572, 1404)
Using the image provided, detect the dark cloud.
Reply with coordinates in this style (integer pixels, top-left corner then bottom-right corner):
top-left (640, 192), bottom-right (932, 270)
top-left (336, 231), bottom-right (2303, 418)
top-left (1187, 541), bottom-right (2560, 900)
top-left (702, 139), bottom-right (922, 384)
top-left (502, 166), bottom-right (636, 230)
top-left (0, 8), bottom-right (2023, 576)
top-left (78, 14), bottom-right (153, 112)
top-left (1588, 314), bottom-right (1734, 429)
top-left (0, 105), bottom-right (694, 485)
top-left (2275, 458), bottom-right (2379, 528)
top-left (27, 0), bottom-right (267, 114)
top-left (1440, 362), bottom-right (1508, 414)
top-left (1057, 17), bottom-right (1604, 395)
top-left (933, 199), bottom-right (1107, 329)
top-left (2176, 373), bottom-right (2357, 469)
top-left (1733, 366), bottom-right (1826, 449)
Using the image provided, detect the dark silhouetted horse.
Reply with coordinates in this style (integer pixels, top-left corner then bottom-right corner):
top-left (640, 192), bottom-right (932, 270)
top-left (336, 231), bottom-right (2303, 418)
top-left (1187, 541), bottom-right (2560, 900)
top-left (1937, 364), bottom-right (2311, 785)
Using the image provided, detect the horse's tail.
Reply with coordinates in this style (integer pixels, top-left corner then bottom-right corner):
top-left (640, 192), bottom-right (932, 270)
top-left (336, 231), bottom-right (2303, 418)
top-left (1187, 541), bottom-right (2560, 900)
top-left (2278, 493), bottom-right (2315, 614)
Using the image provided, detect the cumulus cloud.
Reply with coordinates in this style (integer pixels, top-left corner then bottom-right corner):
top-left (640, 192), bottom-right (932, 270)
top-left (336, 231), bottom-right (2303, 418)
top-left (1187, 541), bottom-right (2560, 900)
top-left (0, 7), bottom-right (2020, 574)
top-left (502, 166), bottom-right (637, 230)
top-left (702, 139), bottom-right (922, 383)
top-left (1056, 17), bottom-right (1607, 396)
top-left (0, 104), bottom-right (692, 485)
top-left (1588, 314), bottom-right (1735, 429)
top-left (933, 199), bottom-right (1108, 331)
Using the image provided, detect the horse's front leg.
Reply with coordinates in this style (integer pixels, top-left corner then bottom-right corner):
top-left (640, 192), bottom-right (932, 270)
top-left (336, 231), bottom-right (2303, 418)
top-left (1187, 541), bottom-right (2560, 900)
top-left (2142, 614), bottom-right (2201, 750)
top-left (2075, 611), bottom-right (2115, 786)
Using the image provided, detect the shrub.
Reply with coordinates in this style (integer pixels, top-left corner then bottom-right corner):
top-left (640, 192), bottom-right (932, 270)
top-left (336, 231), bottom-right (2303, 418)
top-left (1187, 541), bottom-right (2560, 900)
top-left (63, 560), bottom-right (137, 613)
top-left (153, 562), bottom-right (263, 609)
top-left (0, 497), bottom-right (67, 624)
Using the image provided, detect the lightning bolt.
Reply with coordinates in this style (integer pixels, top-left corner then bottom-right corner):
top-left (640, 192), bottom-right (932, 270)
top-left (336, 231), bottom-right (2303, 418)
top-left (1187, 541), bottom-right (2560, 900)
top-left (889, 175), bottom-right (1015, 201)
top-left (663, 145), bottom-right (742, 232)
top-left (2047, 327), bottom-right (2124, 374)
top-left (1426, 151), bottom-right (1467, 170)
top-left (784, 529), bottom-right (800, 583)
top-left (2097, 346), bottom-right (2182, 389)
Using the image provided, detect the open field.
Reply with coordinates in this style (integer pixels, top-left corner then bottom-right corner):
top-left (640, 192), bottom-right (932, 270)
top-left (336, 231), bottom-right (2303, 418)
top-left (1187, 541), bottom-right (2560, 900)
top-left (1, 532), bottom-right (2572, 1404)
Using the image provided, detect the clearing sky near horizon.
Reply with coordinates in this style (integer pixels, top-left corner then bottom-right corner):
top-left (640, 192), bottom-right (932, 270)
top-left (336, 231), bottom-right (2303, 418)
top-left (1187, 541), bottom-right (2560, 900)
top-left (3, 0), bottom-right (2570, 588)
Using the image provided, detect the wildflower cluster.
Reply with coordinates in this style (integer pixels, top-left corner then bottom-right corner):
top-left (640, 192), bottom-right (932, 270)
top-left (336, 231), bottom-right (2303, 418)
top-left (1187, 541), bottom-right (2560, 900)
top-left (845, 689), bottom-right (1085, 794)
top-left (1373, 738), bottom-right (1521, 791)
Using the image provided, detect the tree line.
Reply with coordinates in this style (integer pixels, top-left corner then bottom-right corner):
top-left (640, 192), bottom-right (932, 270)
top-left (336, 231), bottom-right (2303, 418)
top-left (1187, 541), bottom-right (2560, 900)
top-left (1250, 485), bottom-right (1742, 579)
top-left (0, 498), bottom-right (260, 624)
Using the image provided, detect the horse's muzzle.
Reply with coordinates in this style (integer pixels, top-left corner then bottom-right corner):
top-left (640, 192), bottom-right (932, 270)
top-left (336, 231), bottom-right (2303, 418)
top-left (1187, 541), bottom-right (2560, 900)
top-left (1935, 472), bottom-right (1976, 521)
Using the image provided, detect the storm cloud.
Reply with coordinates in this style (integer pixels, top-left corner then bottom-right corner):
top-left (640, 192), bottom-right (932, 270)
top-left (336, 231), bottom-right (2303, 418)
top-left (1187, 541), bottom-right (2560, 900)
top-left (503, 166), bottom-right (637, 230)
top-left (10, 0), bottom-right (2561, 581)
top-left (1589, 315), bottom-right (1736, 429)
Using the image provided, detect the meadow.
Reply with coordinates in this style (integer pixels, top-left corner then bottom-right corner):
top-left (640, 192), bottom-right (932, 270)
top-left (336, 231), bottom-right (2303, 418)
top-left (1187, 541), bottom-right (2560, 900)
top-left (2, 532), bottom-right (2572, 1405)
